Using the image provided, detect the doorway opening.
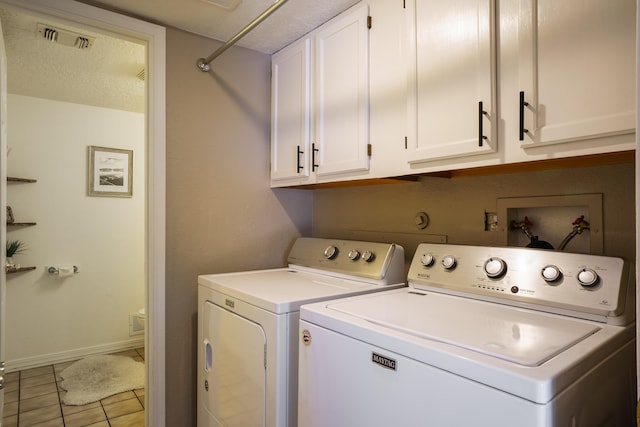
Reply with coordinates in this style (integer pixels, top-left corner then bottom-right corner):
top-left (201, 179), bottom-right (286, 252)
top-left (0, 0), bottom-right (165, 425)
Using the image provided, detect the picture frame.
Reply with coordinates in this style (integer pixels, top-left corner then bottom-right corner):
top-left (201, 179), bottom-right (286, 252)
top-left (88, 146), bottom-right (133, 197)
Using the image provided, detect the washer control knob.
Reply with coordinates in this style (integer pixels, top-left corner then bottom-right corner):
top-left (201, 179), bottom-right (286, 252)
top-left (441, 255), bottom-right (457, 270)
top-left (348, 249), bottom-right (361, 261)
top-left (483, 257), bottom-right (507, 278)
top-left (324, 245), bottom-right (338, 260)
top-left (577, 268), bottom-right (599, 287)
top-left (541, 265), bottom-right (562, 283)
top-left (420, 253), bottom-right (435, 267)
top-left (362, 250), bottom-right (375, 263)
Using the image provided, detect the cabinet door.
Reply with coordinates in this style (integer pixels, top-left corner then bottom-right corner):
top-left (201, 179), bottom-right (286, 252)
top-left (270, 38), bottom-right (311, 182)
top-left (407, 0), bottom-right (497, 163)
top-left (314, 3), bottom-right (370, 177)
top-left (518, 0), bottom-right (635, 147)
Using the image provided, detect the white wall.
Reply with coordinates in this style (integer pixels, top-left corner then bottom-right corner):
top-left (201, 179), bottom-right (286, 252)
top-left (5, 94), bottom-right (145, 369)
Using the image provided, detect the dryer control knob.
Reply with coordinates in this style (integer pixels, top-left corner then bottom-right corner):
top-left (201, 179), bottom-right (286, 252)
top-left (441, 255), bottom-right (457, 270)
top-left (348, 249), bottom-right (361, 261)
top-left (577, 268), bottom-right (599, 287)
top-left (362, 250), bottom-right (375, 263)
top-left (484, 257), bottom-right (507, 278)
top-left (420, 253), bottom-right (435, 267)
top-left (324, 245), bottom-right (338, 260)
top-left (541, 265), bottom-right (562, 283)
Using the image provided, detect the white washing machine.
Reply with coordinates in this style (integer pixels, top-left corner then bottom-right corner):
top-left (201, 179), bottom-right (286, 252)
top-left (298, 243), bottom-right (637, 427)
top-left (197, 237), bottom-right (406, 427)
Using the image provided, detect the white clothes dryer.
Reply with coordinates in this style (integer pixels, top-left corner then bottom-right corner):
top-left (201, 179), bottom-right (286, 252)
top-left (197, 237), bottom-right (406, 427)
top-left (298, 243), bottom-right (637, 427)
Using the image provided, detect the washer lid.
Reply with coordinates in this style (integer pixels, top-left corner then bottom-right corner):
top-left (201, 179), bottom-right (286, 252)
top-left (326, 290), bottom-right (600, 367)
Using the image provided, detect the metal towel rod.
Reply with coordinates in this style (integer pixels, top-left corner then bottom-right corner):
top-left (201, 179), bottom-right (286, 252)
top-left (197, 0), bottom-right (290, 71)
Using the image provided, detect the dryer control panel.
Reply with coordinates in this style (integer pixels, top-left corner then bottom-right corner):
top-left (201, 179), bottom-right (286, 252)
top-left (408, 243), bottom-right (634, 325)
top-left (287, 237), bottom-right (405, 285)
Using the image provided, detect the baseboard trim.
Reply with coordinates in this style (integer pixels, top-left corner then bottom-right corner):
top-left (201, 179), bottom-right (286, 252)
top-left (6, 338), bottom-right (145, 372)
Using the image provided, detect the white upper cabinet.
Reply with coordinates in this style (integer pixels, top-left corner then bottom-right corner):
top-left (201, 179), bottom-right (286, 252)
top-left (272, 0), bottom-right (635, 187)
top-left (406, 0), bottom-right (497, 164)
top-left (271, 38), bottom-right (311, 182)
top-left (270, 3), bottom-right (370, 187)
top-left (313, 4), bottom-right (370, 178)
top-left (517, 0), bottom-right (635, 149)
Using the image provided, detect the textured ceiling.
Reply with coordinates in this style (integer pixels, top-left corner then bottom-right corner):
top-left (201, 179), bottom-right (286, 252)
top-left (85, 0), bottom-right (360, 54)
top-left (0, 0), bottom-right (359, 113)
top-left (0, 7), bottom-right (145, 113)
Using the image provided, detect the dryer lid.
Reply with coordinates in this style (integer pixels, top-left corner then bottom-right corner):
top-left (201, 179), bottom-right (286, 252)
top-left (326, 290), bottom-right (600, 367)
top-left (199, 268), bottom-right (399, 313)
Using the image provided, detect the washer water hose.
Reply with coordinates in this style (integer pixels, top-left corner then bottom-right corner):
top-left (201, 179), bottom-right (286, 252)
top-left (510, 216), bottom-right (554, 250)
top-left (557, 216), bottom-right (590, 251)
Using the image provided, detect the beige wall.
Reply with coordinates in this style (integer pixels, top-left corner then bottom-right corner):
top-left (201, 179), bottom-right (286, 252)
top-left (313, 163), bottom-right (636, 267)
top-left (165, 28), bottom-right (312, 425)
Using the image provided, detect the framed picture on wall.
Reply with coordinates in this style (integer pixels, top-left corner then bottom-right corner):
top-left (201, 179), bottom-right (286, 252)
top-left (88, 146), bottom-right (133, 197)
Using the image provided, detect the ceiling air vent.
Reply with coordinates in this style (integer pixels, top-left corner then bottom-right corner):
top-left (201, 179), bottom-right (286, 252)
top-left (36, 23), bottom-right (95, 50)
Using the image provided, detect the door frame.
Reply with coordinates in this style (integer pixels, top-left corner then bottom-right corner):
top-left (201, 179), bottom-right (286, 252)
top-left (0, 12), bottom-right (7, 421)
top-left (0, 0), bottom-right (166, 425)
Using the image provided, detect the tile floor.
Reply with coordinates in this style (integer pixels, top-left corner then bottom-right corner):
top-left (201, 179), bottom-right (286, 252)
top-left (2, 348), bottom-right (145, 427)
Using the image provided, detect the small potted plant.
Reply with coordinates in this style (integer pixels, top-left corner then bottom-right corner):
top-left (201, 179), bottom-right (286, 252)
top-left (6, 239), bottom-right (27, 269)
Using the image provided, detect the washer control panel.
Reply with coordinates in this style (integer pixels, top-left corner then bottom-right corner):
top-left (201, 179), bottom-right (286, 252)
top-left (408, 243), bottom-right (634, 324)
top-left (287, 237), bottom-right (405, 284)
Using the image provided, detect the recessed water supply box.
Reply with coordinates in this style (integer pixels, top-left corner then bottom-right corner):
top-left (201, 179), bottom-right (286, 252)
top-left (496, 194), bottom-right (603, 254)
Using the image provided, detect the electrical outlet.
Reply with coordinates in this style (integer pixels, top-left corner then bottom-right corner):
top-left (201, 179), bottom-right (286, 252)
top-left (484, 211), bottom-right (498, 231)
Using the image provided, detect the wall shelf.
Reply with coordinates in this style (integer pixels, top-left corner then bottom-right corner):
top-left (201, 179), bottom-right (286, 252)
top-left (7, 177), bottom-right (37, 183)
top-left (6, 176), bottom-right (37, 271)
top-left (6, 266), bottom-right (36, 274)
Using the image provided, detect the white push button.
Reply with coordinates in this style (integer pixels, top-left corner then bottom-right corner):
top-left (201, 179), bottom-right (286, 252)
top-left (441, 255), bottom-right (456, 270)
top-left (577, 268), bottom-right (599, 287)
top-left (484, 257), bottom-right (506, 278)
top-left (420, 253), bottom-right (435, 267)
top-left (541, 265), bottom-right (562, 283)
top-left (324, 245), bottom-right (338, 259)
